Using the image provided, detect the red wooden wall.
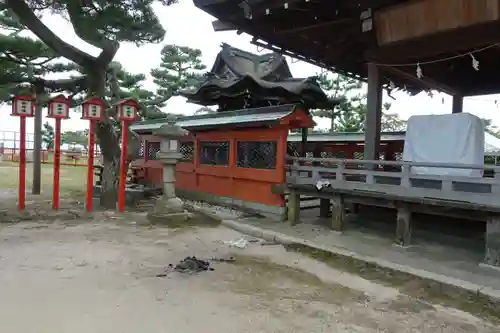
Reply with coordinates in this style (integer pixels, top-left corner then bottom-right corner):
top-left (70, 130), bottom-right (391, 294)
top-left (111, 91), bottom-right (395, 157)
top-left (177, 127), bottom-right (288, 207)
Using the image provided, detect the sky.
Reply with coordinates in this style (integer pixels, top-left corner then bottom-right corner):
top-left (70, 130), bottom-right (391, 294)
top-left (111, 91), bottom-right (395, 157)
top-left (3, 1), bottom-right (500, 137)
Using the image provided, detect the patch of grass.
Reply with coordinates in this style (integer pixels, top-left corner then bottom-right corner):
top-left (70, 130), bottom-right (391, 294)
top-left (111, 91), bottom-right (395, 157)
top-left (224, 254), bottom-right (367, 305)
top-left (0, 163), bottom-right (87, 199)
top-left (284, 243), bottom-right (500, 324)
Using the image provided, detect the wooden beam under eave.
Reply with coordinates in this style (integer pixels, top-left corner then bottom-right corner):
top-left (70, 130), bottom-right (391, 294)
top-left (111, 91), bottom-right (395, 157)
top-left (382, 66), bottom-right (460, 96)
top-left (368, 21), bottom-right (500, 64)
top-left (274, 18), bottom-right (353, 35)
top-left (212, 20), bottom-right (238, 32)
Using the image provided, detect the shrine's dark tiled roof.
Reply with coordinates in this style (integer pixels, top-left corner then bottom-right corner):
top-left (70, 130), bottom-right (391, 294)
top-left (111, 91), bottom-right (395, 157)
top-left (179, 43), bottom-right (338, 110)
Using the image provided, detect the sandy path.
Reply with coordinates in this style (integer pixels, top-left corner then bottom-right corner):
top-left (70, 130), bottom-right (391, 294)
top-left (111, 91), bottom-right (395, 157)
top-left (0, 219), bottom-right (497, 333)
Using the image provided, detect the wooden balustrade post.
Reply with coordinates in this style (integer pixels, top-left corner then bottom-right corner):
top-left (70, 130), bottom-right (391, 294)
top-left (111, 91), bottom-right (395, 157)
top-left (484, 216), bottom-right (500, 267)
top-left (331, 196), bottom-right (345, 231)
top-left (336, 160), bottom-right (345, 181)
top-left (365, 164), bottom-right (375, 184)
top-left (395, 203), bottom-right (412, 247)
top-left (395, 162), bottom-right (412, 247)
top-left (287, 189), bottom-right (300, 225)
top-left (292, 159), bottom-right (300, 180)
top-left (492, 168), bottom-right (500, 195)
top-left (400, 162), bottom-right (411, 188)
top-left (441, 180), bottom-right (453, 193)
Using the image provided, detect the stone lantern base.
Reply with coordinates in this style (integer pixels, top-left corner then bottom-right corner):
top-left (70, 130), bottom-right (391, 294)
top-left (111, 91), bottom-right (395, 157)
top-left (146, 122), bottom-right (196, 225)
top-left (146, 197), bottom-right (194, 225)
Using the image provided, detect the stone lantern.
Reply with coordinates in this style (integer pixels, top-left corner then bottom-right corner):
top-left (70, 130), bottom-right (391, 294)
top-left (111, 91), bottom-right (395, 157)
top-left (149, 117), bottom-right (189, 217)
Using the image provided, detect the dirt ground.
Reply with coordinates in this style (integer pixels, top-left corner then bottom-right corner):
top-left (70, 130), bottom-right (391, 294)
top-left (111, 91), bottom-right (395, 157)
top-left (0, 215), bottom-right (497, 333)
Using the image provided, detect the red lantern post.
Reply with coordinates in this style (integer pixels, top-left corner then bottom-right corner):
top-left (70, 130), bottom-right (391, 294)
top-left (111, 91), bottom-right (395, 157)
top-left (47, 95), bottom-right (71, 209)
top-left (114, 98), bottom-right (138, 212)
top-left (80, 97), bottom-right (105, 212)
top-left (10, 95), bottom-right (35, 210)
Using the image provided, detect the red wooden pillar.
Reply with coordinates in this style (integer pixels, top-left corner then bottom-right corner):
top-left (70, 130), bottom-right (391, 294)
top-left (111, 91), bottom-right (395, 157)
top-left (18, 117), bottom-right (27, 210)
top-left (86, 120), bottom-right (96, 212)
top-left (52, 118), bottom-right (61, 209)
top-left (117, 121), bottom-right (129, 212)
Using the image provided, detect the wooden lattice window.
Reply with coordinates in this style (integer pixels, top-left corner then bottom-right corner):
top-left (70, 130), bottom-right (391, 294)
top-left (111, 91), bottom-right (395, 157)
top-left (180, 141), bottom-right (194, 163)
top-left (237, 141), bottom-right (277, 170)
top-left (200, 141), bottom-right (229, 166)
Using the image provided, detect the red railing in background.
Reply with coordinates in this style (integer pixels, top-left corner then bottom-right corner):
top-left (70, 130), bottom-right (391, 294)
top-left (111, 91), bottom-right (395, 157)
top-left (0, 130), bottom-right (102, 167)
top-left (0, 147), bottom-right (101, 167)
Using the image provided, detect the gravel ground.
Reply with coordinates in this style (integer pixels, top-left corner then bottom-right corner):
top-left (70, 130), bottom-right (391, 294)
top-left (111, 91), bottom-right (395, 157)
top-left (0, 217), bottom-right (498, 333)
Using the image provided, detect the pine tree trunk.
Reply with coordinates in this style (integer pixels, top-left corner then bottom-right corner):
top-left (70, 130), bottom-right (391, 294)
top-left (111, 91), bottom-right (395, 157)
top-left (96, 121), bottom-right (121, 208)
top-left (88, 70), bottom-right (121, 209)
top-left (100, 143), bottom-right (120, 209)
top-left (32, 85), bottom-right (44, 195)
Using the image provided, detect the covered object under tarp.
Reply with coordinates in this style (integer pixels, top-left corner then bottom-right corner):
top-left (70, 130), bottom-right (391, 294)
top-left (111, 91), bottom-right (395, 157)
top-left (403, 113), bottom-right (485, 177)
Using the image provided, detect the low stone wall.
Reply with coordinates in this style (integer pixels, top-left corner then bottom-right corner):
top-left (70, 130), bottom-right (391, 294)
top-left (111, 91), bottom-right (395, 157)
top-left (175, 188), bottom-right (286, 218)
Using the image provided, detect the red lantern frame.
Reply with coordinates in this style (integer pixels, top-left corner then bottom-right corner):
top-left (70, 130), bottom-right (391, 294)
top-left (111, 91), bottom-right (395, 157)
top-left (47, 94), bottom-right (70, 120)
top-left (11, 95), bottom-right (35, 117)
top-left (115, 98), bottom-right (139, 122)
top-left (80, 97), bottom-right (106, 121)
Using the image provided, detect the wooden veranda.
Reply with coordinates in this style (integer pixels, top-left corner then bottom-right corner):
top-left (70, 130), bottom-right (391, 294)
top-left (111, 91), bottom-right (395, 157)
top-left (194, 0), bottom-right (500, 267)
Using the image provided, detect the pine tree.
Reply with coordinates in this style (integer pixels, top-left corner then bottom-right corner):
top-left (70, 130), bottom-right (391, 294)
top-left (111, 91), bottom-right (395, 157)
top-left (151, 44), bottom-right (206, 102)
top-left (314, 72), bottom-right (406, 132)
top-left (312, 72), bottom-right (363, 132)
top-left (3, 0), bottom-right (178, 207)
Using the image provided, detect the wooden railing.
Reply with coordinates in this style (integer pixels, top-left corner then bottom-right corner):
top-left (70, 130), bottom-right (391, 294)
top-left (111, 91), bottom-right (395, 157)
top-left (285, 156), bottom-right (500, 210)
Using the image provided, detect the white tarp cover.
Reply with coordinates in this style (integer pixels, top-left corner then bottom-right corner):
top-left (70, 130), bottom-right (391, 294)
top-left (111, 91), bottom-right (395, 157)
top-left (403, 113), bottom-right (484, 177)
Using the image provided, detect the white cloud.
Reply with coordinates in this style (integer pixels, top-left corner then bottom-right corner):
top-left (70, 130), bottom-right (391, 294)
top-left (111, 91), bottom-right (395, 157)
top-left (2, 1), bottom-right (500, 134)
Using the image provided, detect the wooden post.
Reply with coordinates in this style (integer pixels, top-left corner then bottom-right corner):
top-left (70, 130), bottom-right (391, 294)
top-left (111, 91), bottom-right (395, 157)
top-left (331, 196), bottom-right (345, 231)
top-left (363, 63), bottom-right (382, 165)
top-left (18, 117), bottom-right (27, 211)
top-left (485, 217), bottom-right (500, 267)
top-left (86, 120), bottom-right (96, 212)
top-left (117, 120), bottom-right (129, 212)
top-left (287, 189), bottom-right (300, 225)
top-left (395, 204), bottom-right (412, 246)
top-left (452, 95), bottom-right (463, 114)
top-left (32, 87), bottom-right (43, 195)
top-left (52, 118), bottom-right (61, 209)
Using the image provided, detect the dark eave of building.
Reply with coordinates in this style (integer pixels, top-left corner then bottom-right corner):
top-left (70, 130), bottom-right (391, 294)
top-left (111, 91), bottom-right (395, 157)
top-left (193, 0), bottom-right (500, 96)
